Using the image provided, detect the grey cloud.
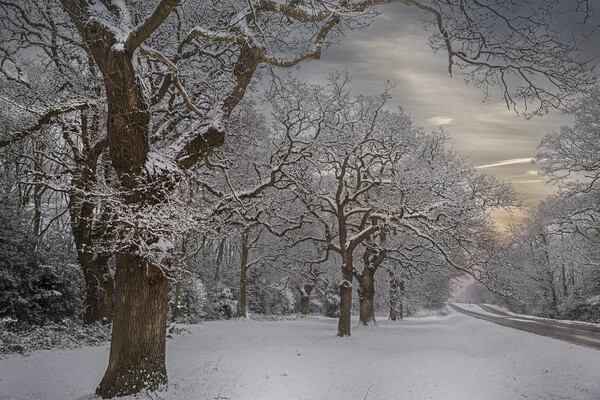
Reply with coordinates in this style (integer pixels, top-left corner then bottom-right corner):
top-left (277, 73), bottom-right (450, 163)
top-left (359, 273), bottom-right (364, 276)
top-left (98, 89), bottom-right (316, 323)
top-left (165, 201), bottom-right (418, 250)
top-left (289, 3), bottom-right (596, 221)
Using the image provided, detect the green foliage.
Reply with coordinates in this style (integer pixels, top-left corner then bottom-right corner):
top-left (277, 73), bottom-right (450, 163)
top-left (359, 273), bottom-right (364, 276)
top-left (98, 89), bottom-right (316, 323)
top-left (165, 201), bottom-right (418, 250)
top-left (0, 196), bottom-right (82, 328)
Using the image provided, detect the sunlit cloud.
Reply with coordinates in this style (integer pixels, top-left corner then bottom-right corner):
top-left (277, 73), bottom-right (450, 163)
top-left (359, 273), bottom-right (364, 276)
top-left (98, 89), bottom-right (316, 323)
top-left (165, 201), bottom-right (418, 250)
top-left (427, 116), bottom-right (454, 125)
top-left (513, 179), bottom-right (545, 184)
top-left (294, 5), bottom-right (569, 223)
top-left (475, 158), bottom-right (535, 169)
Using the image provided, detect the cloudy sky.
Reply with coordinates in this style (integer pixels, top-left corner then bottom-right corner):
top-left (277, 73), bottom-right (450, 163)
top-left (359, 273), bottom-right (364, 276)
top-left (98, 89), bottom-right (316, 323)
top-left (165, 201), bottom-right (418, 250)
top-left (291, 2), bottom-right (598, 227)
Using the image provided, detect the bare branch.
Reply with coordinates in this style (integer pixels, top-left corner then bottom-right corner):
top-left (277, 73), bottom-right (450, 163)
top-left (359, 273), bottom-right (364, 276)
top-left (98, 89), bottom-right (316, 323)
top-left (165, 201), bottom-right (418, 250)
top-left (0, 103), bottom-right (92, 149)
top-left (126, 0), bottom-right (180, 52)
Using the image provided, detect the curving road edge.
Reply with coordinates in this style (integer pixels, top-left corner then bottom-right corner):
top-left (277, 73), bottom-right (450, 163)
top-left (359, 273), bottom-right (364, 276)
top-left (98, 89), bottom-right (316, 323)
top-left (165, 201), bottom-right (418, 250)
top-left (448, 303), bottom-right (600, 351)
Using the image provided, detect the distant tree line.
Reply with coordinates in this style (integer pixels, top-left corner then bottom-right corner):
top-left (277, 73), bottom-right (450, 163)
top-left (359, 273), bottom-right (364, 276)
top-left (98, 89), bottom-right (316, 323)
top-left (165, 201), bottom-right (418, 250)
top-left (466, 91), bottom-right (600, 322)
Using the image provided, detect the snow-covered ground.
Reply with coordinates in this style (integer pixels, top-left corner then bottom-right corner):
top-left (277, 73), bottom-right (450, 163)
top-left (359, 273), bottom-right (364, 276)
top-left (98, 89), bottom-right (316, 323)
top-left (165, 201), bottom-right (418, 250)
top-left (451, 302), bottom-right (505, 317)
top-left (1, 308), bottom-right (599, 400)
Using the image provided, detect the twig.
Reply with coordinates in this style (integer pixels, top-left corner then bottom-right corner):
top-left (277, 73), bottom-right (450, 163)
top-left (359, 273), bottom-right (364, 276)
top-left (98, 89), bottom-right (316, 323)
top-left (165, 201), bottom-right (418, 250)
top-left (363, 384), bottom-right (374, 400)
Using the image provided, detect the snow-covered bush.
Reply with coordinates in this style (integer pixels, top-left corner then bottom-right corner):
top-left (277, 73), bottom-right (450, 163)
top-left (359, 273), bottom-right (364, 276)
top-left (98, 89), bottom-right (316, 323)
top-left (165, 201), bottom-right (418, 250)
top-left (203, 286), bottom-right (238, 320)
top-left (168, 274), bottom-right (208, 324)
top-left (0, 200), bottom-right (83, 327)
top-left (247, 273), bottom-right (294, 315)
top-left (557, 296), bottom-right (600, 323)
top-left (0, 262), bottom-right (84, 326)
top-left (0, 318), bottom-right (110, 355)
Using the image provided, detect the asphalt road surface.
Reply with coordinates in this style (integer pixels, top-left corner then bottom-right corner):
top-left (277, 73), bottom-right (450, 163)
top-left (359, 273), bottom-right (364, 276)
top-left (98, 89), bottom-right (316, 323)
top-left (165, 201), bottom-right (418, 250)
top-left (448, 303), bottom-right (600, 351)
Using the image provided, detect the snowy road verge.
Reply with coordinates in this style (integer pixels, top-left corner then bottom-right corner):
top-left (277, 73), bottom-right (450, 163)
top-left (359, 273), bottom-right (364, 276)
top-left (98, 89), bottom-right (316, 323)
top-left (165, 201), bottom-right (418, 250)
top-left (1, 310), bottom-right (599, 400)
top-left (449, 303), bottom-right (600, 350)
top-left (478, 304), bottom-right (600, 328)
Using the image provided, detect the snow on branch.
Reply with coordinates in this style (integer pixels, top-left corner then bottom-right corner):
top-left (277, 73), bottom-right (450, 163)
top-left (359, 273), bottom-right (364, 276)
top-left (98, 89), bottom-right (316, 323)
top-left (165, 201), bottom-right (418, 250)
top-left (0, 103), bottom-right (92, 149)
top-left (125, 0), bottom-right (180, 51)
top-left (140, 46), bottom-right (205, 119)
top-left (346, 224), bottom-right (379, 252)
top-left (186, 27), bottom-right (249, 46)
top-left (260, 13), bottom-right (340, 67)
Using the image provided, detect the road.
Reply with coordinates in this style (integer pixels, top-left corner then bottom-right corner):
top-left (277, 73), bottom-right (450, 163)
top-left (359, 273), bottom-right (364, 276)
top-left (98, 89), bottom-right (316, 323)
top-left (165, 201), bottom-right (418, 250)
top-left (448, 303), bottom-right (600, 351)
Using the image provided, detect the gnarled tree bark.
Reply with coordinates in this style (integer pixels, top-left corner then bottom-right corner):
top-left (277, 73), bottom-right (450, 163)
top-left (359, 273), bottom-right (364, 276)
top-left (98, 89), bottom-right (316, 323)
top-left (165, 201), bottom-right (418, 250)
top-left (57, 1), bottom-right (179, 395)
top-left (337, 260), bottom-right (354, 337)
top-left (355, 248), bottom-right (386, 326)
top-left (388, 269), bottom-right (405, 321)
top-left (239, 231), bottom-right (249, 318)
top-left (96, 253), bottom-right (169, 398)
top-left (297, 283), bottom-right (314, 315)
top-left (69, 143), bottom-right (114, 325)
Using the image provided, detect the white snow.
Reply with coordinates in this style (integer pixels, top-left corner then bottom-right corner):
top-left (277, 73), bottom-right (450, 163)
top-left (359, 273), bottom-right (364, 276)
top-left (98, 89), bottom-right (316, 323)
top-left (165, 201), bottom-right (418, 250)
top-left (339, 279), bottom-right (352, 288)
top-left (145, 150), bottom-right (179, 175)
top-left (1, 309), bottom-right (599, 399)
top-left (111, 42), bottom-right (125, 52)
top-left (86, 0), bottom-right (131, 45)
top-left (148, 237), bottom-right (174, 253)
top-left (507, 318), bottom-right (538, 323)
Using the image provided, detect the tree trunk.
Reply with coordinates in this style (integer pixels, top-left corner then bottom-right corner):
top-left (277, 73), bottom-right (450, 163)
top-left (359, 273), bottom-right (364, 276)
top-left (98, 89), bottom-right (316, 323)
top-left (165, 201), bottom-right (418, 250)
top-left (357, 269), bottom-right (376, 326)
top-left (57, 4), bottom-right (181, 396)
top-left (239, 232), bottom-right (249, 318)
top-left (547, 271), bottom-right (559, 310)
top-left (33, 183), bottom-right (42, 237)
top-left (94, 51), bottom-right (164, 396)
top-left (82, 258), bottom-right (113, 324)
top-left (337, 260), bottom-right (353, 337)
top-left (389, 302), bottom-right (404, 320)
top-left (300, 297), bottom-right (309, 314)
top-left (214, 237), bottom-right (225, 282)
top-left (389, 307), bottom-right (397, 321)
top-left (173, 280), bottom-right (182, 320)
top-left (388, 269), bottom-right (404, 321)
top-left (398, 279), bottom-right (404, 320)
top-left (70, 187), bottom-right (114, 325)
top-left (240, 272), bottom-right (247, 318)
top-left (172, 236), bottom-right (189, 321)
top-left (561, 263), bottom-right (568, 298)
top-left (96, 254), bottom-right (169, 398)
top-left (356, 248), bottom-right (386, 326)
top-left (299, 284), bottom-right (314, 315)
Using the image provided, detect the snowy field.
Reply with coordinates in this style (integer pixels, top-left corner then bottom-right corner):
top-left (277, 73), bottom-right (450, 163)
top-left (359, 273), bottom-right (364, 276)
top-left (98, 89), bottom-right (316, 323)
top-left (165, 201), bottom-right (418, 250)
top-left (1, 307), bottom-right (599, 400)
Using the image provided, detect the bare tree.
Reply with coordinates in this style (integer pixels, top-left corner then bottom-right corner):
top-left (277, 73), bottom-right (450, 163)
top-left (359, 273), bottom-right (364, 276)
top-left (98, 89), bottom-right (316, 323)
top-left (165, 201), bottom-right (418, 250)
top-left (270, 231), bottom-right (331, 316)
top-left (495, 193), bottom-right (600, 317)
top-left (271, 75), bottom-right (518, 334)
top-left (538, 88), bottom-right (600, 194)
